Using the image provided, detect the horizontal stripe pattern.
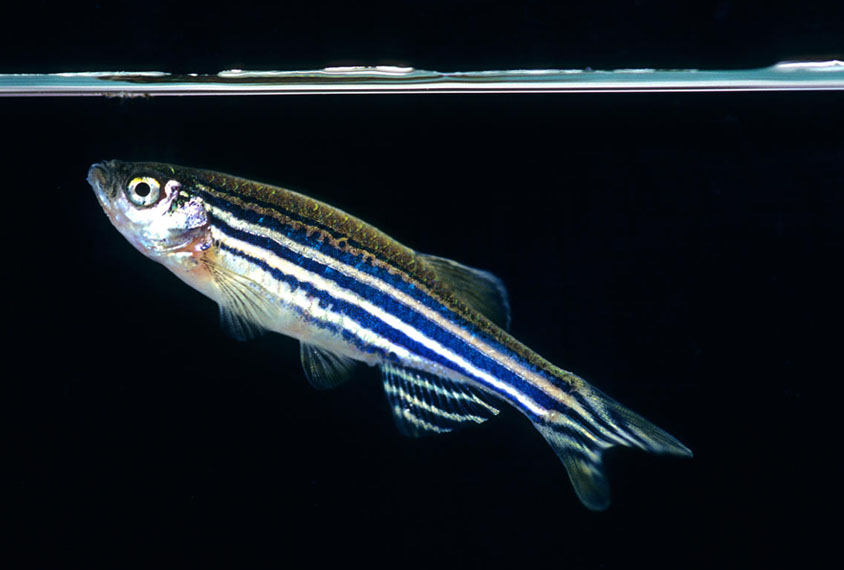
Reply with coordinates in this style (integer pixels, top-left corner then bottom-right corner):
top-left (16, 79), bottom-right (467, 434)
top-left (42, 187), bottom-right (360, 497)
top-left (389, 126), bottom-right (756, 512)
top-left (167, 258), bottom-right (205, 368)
top-left (200, 192), bottom-right (560, 406)
top-left (209, 217), bottom-right (551, 416)
top-left (198, 187), bottom-right (583, 400)
top-left (193, 179), bottom-right (646, 449)
top-left (194, 180), bottom-right (546, 370)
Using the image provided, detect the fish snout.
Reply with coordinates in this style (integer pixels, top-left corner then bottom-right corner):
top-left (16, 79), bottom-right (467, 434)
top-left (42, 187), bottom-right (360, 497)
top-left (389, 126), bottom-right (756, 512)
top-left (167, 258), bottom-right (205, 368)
top-left (87, 162), bottom-right (112, 194)
top-left (87, 162), bottom-right (107, 184)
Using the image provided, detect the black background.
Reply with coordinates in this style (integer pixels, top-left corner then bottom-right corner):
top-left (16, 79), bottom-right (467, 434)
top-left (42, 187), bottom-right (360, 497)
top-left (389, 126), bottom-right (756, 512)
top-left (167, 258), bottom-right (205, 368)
top-left (3, 2), bottom-right (842, 568)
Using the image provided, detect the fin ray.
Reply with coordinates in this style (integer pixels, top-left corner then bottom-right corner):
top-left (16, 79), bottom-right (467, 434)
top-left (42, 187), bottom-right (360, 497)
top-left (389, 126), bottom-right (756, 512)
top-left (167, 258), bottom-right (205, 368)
top-left (205, 259), bottom-right (275, 341)
top-left (381, 363), bottom-right (499, 437)
top-left (532, 380), bottom-right (691, 511)
top-left (535, 422), bottom-right (612, 511)
top-left (420, 253), bottom-right (511, 329)
top-left (300, 343), bottom-right (357, 390)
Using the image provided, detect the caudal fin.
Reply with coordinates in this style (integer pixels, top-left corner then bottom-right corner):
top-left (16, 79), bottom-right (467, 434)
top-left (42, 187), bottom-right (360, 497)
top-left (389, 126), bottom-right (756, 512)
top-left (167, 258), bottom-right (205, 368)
top-left (533, 381), bottom-right (692, 511)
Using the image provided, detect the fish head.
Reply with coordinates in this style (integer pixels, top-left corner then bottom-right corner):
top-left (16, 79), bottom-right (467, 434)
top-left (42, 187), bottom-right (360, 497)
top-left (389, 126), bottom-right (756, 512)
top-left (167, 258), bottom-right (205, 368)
top-left (87, 160), bottom-right (211, 262)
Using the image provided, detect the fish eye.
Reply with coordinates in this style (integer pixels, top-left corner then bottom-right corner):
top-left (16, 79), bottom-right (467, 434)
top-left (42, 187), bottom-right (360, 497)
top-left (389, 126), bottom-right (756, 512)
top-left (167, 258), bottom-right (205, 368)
top-left (126, 176), bottom-right (161, 207)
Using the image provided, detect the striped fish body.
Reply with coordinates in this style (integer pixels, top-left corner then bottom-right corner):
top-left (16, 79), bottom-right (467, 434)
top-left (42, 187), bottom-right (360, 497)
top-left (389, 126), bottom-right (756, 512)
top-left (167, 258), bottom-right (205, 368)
top-left (88, 159), bottom-right (691, 510)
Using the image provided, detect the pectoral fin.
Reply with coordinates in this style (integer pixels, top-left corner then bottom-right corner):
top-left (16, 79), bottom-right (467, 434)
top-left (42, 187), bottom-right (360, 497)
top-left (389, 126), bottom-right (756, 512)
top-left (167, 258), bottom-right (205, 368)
top-left (205, 259), bottom-right (275, 341)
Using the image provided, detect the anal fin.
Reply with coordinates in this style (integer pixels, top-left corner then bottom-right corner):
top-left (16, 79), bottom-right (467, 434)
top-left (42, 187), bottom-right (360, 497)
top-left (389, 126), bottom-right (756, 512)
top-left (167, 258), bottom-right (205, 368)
top-left (381, 363), bottom-right (499, 437)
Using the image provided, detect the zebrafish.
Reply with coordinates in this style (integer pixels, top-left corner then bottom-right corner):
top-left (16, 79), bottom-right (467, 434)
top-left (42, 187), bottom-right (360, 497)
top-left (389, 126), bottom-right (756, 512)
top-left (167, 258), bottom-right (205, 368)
top-left (87, 159), bottom-right (691, 510)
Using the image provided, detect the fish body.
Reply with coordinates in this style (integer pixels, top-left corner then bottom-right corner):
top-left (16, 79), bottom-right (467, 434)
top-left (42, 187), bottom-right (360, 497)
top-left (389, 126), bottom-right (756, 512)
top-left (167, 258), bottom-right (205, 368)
top-left (88, 159), bottom-right (691, 510)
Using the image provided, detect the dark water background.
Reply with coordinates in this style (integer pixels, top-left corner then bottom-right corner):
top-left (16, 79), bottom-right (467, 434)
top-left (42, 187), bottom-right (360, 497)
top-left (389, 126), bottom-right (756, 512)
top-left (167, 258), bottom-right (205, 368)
top-left (4, 2), bottom-right (842, 568)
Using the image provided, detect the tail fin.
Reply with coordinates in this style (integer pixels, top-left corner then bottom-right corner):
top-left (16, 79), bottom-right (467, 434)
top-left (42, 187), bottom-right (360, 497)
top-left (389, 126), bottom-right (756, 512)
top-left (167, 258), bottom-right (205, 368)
top-left (533, 382), bottom-right (692, 511)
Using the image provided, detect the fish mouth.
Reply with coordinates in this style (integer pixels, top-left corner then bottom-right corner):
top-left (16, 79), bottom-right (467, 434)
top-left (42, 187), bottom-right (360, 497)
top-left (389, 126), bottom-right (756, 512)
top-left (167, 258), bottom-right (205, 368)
top-left (87, 162), bottom-right (114, 205)
top-left (87, 162), bottom-right (108, 188)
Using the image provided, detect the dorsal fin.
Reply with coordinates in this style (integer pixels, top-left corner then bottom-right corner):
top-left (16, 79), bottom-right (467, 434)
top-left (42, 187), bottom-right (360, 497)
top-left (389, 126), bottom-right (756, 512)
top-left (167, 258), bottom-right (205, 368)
top-left (300, 343), bottom-right (357, 390)
top-left (419, 253), bottom-right (511, 329)
top-left (381, 363), bottom-right (499, 437)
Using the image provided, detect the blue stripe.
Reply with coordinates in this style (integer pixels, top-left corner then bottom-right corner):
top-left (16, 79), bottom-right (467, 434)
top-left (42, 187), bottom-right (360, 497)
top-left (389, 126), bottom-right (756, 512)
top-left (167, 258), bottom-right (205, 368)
top-left (210, 214), bottom-right (562, 415)
top-left (215, 238), bottom-right (510, 394)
